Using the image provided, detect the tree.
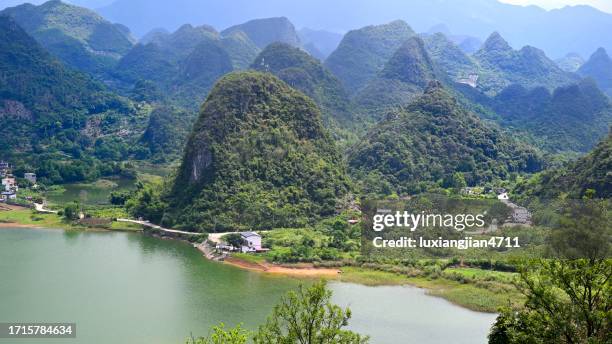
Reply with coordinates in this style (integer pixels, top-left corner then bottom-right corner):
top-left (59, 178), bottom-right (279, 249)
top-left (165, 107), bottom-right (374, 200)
top-left (489, 259), bottom-right (611, 343)
top-left (62, 202), bottom-right (80, 221)
top-left (253, 281), bottom-right (369, 344)
top-left (187, 323), bottom-right (249, 344)
top-left (452, 172), bottom-right (467, 189)
top-left (222, 233), bottom-right (247, 249)
top-left (547, 199), bottom-right (611, 259)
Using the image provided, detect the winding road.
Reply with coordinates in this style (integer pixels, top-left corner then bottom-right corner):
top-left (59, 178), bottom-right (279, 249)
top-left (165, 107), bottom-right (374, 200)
top-left (116, 218), bottom-right (204, 236)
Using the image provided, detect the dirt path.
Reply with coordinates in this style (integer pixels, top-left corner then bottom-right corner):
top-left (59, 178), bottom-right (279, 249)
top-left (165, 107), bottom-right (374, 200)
top-left (224, 257), bottom-right (340, 277)
top-left (116, 218), bottom-right (203, 236)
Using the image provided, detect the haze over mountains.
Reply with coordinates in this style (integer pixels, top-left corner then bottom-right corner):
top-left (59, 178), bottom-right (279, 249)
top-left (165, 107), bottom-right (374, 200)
top-left (80, 0), bottom-right (612, 59)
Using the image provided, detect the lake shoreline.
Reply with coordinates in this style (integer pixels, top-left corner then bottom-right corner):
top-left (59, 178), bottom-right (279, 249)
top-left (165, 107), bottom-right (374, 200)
top-left (0, 211), bottom-right (511, 313)
top-left (223, 255), bottom-right (341, 277)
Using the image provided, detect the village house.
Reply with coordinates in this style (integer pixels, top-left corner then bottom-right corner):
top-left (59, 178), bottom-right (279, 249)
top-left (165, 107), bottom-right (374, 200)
top-left (1, 191), bottom-right (16, 201)
top-left (240, 232), bottom-right (262, 253)
top-left (497, 192), bottom-right (509, 200)
top-left (0, 161), bottom-right (9, 173)
top-left (24, 173), bottom-right (36, 184)
top-left (2, 175), bottom-right (17, 192)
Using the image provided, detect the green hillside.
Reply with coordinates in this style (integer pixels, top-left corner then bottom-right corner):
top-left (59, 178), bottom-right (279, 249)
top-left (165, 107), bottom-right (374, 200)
top-left (0, 16), bottom-right (139, 183)
top-left (139, 106), bottom-right (194, 162)
top-left (514, 131), bottom-right (612, 199)
top-left (422, 32), bottom-right (478, 82)
top-left (325, 20), bottom-right (415, 94)
top-left (490, 79), bottom-right (612, 153)
top-left (578, 48), bottom-right (612, 96)
top-left (473, 32), bottom-right (578, 95)
top-left (163, 72), bottom-right (350, 231)
top-left (354, 36), bottom-right (440, 117)
top-left (251, 42), bottom-right (353, 127)
top-left (1, 0), bottom-right (134, 76)
top-left (114, 24), bottom-right (241, 109)
top-left (348, 82), bottom-right (543, 195)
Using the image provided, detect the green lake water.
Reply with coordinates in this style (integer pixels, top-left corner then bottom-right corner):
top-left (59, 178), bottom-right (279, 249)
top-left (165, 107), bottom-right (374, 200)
top-left (45, 178), bottom-right (137, 205)
top-left (0, 228), bottom-right (496, 344)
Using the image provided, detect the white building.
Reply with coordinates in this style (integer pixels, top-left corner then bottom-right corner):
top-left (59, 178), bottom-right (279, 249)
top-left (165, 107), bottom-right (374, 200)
top-left (240, 232), bottom-right (262, 253)
top-left (1, 191), bottom-right (16, 201)
top-left (2, 176), bottom-right (16, 191)
top-left (497, 192), bottom-right (509, 200)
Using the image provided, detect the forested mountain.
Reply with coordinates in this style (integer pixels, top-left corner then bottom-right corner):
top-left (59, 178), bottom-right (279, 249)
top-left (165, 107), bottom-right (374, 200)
top-left (96, 0), bottom-right (612, 60)
top-left (425, 24), bottom-right (482, 54)
top-left (221, 17), bottom-right (300, 49)
top-left (163, 72), bottom-right (350, 231)
top-left (1, 0), bottom-right (134, 76)
top-left (0, 16), bottom-right (139, 183)
top-left (354, 36), bottom-right (441, 118)
top-left (422, 33), bottom-right (478, 82)
top-left (220, 30), bottom-right (260, 70)
top-left (489, 79), bottom-right (612, 153)
top-left (113, 23), bottom-right (245, 107)
top-left (171, 38), bottom-right (234, 108)
top-left (578, 48), bottom-right (612, 96)
top-left (348, 82), bottom-right (543, 195)
top-left (473, 32), bottom-right (578, 95)
top-left (139, 106), bottom-right (194, 162)
top-left (325, 20), bottom-right (415, 94)
top-left (514, 131), bottom-right (612, 199)
top-left (251, 43), bottom-right (353, 127)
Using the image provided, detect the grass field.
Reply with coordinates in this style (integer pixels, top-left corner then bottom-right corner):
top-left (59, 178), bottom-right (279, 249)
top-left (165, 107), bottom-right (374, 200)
top-left (0, 207), bottom-right (141, 232)
top-left (337, 266), bottom-right (522, 312)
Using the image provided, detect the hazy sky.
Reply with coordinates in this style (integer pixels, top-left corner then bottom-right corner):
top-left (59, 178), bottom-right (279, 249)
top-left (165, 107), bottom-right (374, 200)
top-left (500, 0), bottom-right (612, 13)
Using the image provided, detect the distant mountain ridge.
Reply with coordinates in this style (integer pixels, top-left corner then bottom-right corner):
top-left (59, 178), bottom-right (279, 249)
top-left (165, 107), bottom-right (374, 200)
top-left (325, 20), bottom-right (415, 94)
top-left (473, 32), bottom-right (578, 94)
top-left (0, 15), bottom-right (141, 183)
top-left (251, 42), bottom-right (353, 128)
top-left (348, 82), bottom-right (543, 195)
top-left (221, 17), bottom-right (300, 49)
top-left (353, 36), bottom-right (443, 117)
top-left (96, 0), bottom-right (612, 59)
top-left (457, 78), bottom-right (612, 154)
top-left (112, 22), bottom-right (254, 108)
top-left (1, 0), bottom-right (134, 76)
top-left (578, 48), bottom-right (612, 96)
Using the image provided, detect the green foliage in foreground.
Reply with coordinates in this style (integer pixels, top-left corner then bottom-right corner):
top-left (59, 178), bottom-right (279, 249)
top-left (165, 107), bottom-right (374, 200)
top-left (186, 323), bottom-right (249, 344)
top-left (253, 281), bottom-right (368, 344)
top-left (188, 282), bottom-right (368, 344)
top-left (489, 259), bottom-right (611, 344)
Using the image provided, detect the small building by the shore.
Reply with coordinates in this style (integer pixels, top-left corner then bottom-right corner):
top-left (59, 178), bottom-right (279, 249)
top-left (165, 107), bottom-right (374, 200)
top-left (240, 232), bottom-right (262, 253)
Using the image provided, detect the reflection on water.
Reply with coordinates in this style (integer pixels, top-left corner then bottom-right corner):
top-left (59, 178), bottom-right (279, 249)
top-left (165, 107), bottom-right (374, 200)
top-left (330, 282), bottom-right (497, 344)
top-left (0, 228), bottom-right (495, 344)
top-left (45, 178), bottom-right (137, 205)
